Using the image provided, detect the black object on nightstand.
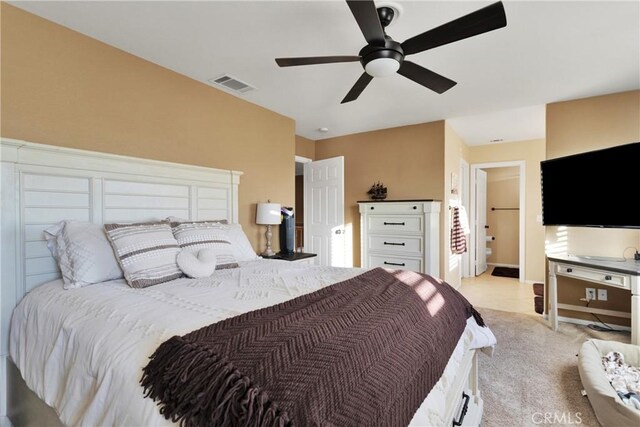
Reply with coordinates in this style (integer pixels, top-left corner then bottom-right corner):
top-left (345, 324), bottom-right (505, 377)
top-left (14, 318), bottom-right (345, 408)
top-left (263, 252), bottom-right (317, 262)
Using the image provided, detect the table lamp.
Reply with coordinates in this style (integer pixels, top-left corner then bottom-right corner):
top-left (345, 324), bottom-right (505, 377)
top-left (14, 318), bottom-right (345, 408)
top-left (256, 201), bottom-right (281, 256)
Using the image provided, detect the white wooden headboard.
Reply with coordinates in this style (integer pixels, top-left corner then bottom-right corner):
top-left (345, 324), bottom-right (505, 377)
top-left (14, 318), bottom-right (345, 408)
top-left (0, 138), bottom-right (242, 419)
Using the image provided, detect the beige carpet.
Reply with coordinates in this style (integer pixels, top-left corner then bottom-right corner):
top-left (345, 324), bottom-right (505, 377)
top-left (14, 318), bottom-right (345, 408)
top-left (477, 308), bottom-right (630, 427)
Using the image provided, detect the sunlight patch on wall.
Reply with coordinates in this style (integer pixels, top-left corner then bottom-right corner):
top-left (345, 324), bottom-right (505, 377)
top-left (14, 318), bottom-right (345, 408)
top-left (449, 252), bottom-right (460, 272)
top-left (545, 226), bottom-right (568, 256)
top-left (344, 222), bottom-right (353, 268)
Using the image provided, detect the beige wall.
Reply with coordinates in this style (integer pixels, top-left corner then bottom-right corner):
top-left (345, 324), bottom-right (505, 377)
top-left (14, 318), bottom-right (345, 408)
top-left (486, 167), bottom-right (519, 266)
top-left (546, 90), bottom-right (640, 159)
top-left (546, 90), bottom-right (640, 326)
top-left (467, 139), bottom-right (546, 282)
top-left (315, 122), bottom-right (445, 269)
top-left (295, 135), bottom-right (315, 160)
top-left (0, 4), bottom-right (295, 252)
top-left (444, 124), bottom-right (469, 288)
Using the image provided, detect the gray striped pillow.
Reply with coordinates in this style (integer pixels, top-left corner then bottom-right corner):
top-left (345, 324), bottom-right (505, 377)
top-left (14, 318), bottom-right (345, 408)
top-left (104, 222), bottom-right (183, 288)
top-left (170, 221), bottom-right (239, 270)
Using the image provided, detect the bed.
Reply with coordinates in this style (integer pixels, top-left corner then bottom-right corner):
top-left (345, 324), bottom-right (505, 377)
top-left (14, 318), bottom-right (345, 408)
top-left (1, 139), bottom-right (495, 426)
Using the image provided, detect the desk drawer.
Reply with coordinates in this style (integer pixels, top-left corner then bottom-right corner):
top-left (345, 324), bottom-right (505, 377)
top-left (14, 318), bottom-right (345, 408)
top-left (368, 216), bottom-right (422, 233)
top-left (369, 235), bottom-right (422, 256)
top-left (369, 255), bottom-right (422, 272)
top-left (557, 265), bottom-right (630, 289)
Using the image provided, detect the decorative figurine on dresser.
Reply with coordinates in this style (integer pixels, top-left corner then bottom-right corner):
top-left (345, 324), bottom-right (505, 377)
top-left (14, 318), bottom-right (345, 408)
top-left (358, 200), bottom-right (441, 277)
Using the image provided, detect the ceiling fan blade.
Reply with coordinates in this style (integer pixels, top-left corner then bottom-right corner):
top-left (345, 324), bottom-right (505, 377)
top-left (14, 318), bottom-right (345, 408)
top-left (397, 61), bottom-right (457, 94)
top-left (276, 56), bottom-right (361, 67)
top-left (341, 72), bottom-right (374, 104)
top-left (401, 1), bottom-right (507, 55)
top-left (346, 0), bottom-right (386, 47)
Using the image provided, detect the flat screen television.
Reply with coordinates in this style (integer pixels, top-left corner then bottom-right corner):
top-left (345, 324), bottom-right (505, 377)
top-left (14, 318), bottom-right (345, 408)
top-left (541, 142), bottom-right (640, 228)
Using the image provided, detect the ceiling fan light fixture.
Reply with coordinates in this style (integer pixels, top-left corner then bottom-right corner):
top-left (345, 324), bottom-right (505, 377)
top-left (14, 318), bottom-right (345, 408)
top-left (365, 57), bottom-right (400, 77)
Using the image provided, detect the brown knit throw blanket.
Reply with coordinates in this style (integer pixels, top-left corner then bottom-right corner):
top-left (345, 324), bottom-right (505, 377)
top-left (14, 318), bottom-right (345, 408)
top-left (141, 267), bottom-right (485, 427)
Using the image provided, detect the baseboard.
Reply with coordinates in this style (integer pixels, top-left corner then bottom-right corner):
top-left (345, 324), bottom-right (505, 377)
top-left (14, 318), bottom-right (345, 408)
top-left (0, 416), bottom-right (13, 427)
top-left (524, 279), bottom-right (545, 285)
top-left (543, 314), bottom-right (632, 331)
top-left (487, 263), bottom-right (519, 268)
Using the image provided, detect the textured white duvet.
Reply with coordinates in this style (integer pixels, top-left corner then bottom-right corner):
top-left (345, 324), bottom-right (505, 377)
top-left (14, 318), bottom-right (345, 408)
top-left (10, 260), bottom-right (495, 426)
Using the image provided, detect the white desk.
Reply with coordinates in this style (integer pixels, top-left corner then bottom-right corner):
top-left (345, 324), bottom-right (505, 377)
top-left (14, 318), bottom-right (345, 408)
top-left (548, 255), bottom-right (640, 345)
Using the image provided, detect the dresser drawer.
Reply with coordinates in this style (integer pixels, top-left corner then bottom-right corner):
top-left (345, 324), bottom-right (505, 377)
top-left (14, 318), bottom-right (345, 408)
top-left (368, 216), bottom-right (422, 233)
top-left (368, 235), bottom-right (423, 256)
top-left (556, 264), bottom-right (630, 290)
top-left (369, 255), bottom-right (422, 272)
top-left (363, 203), bottom-right (424, 214)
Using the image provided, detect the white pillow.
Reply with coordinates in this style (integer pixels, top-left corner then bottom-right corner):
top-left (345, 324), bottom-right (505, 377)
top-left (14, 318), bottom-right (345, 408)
top-left (44, 221), bottom-right (123, 289)
top-left (222, 223), bottom-right (259, 261)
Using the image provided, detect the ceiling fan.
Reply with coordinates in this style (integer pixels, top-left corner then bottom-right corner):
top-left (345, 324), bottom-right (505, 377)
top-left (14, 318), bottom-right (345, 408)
top-left (275, 1), bottom-right (507, 104)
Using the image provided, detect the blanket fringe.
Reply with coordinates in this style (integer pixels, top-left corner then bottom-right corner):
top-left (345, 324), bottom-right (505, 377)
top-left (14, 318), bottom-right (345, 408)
top-left (140, 336), bottom-right (291, 427)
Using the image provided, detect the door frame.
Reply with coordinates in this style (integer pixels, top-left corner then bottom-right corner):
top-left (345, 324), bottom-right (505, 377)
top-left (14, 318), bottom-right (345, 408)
top-left (295, 155), bottom-right (312, 251)
top-left (470, 161), bottom-right (526, 282)
top-left (295, 155), bottom-right (312, 164)
top-left (460, 159), bottom-right (471, 278)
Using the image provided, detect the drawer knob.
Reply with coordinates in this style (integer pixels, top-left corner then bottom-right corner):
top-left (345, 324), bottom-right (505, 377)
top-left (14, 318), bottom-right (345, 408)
top-left (566, 268), bottom-right (573, 273)
top-left (605, 275), bottom-right (612, 280)
top-left (384, 242), bottom-right (405, 246)
top-left (370, 207), bottom-right (374, 210)
top-left (383, 222), bottom-right (405, 226)
top-left (412, 206), bottom-right (417, 210)
top-left (384, 261), bottom-right (405, 267)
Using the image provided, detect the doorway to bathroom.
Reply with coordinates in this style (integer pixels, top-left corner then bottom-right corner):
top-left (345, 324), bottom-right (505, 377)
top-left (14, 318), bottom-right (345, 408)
top-left (470, 161), bottom-right (525, 282)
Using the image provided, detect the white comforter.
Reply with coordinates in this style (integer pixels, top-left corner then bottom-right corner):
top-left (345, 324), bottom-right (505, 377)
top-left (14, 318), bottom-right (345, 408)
top-left (10, 260), bottom-right (495, 426)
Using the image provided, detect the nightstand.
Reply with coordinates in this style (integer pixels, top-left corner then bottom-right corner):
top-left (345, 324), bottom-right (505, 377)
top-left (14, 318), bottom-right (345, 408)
top-left (263, 252), bottom-right (317, 265)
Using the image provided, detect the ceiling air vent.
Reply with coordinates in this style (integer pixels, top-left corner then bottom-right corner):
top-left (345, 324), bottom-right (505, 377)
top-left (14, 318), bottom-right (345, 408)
top-left (208, 74), bottom-right (255, 94)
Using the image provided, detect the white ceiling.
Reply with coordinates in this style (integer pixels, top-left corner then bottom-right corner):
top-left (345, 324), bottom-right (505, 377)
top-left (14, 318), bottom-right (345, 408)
top-left (10, 1), bottom-right (640, 144)
top-left (448, 104), bottom-right (545, 146)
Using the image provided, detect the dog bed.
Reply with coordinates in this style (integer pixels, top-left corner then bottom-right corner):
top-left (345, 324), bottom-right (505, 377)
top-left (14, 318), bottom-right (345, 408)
top-left (578, 339), bottom-right (640, 427)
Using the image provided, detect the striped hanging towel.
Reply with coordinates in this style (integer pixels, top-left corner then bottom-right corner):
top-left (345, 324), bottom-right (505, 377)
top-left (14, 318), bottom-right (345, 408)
top-left (450, 206), bottom-right (467, 254)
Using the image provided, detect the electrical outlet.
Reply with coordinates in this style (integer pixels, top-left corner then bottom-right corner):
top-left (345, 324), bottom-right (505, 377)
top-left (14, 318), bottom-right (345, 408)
top-left (598, 289), bottom-right (608, 301)
top-left (586, 288), bottom-right (596, 301)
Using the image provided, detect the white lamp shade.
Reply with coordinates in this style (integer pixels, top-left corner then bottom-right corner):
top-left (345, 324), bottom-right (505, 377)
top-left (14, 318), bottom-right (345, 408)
top-left (256, 203), bottom-right (281, 225)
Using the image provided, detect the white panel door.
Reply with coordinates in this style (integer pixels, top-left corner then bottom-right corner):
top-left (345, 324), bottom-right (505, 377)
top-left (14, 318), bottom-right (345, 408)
top-left (304, 157), bottom-right (345, 267)
top-left (475, 169), bottom-right (488, 275)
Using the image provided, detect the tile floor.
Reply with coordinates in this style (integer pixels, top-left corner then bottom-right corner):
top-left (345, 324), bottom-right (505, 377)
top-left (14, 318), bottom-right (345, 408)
top-left (458, 267), bottom-right (538, 316)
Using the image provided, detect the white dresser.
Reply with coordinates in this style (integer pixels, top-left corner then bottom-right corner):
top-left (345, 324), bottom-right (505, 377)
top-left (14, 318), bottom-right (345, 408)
top-left (358, 200), bottom-right (441, 277)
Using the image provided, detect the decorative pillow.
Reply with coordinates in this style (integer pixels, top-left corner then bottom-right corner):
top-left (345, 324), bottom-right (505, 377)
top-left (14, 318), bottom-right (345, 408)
top-left (104, 222), bottom-right (183, 288)
top-left (170, 221), bottom-right (239, 269)
top-left (176, 249), bottom-right (217, 278)
top-left (44, 221), bottom-right (123, 289)
top-left (165, 216), bottom-right (228, 225)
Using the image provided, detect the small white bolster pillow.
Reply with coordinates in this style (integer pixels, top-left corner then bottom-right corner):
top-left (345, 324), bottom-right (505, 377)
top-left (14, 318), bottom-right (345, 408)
top-left (176, 249), bottom-right (218, 278)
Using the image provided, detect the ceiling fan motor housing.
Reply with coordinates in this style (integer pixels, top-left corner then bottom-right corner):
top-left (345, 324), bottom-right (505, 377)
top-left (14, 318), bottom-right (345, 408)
top-left (359, 38), bottom-right (404, 76)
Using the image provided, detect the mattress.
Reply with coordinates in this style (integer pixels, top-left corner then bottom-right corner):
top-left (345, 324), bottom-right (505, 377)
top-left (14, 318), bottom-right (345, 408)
top-left (10, 260), bottom-right (495, 426)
